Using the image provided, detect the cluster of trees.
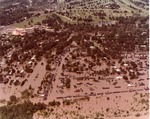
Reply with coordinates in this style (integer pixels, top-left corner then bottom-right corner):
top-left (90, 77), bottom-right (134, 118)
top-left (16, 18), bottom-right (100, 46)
top-left (0, 6), bottom-right (33, 25)
top-left (62, 99), bottom-right (71, 105)
top-left (7, 95), bottom-right (18, 105)
top-left (130, 0), bottom-right (148, 9)
top-left (109, 2), bottom-right (120, 9)
top-left (42, 14), bottom-right (63, 30)
top-left (1, 15), bottom-right (148, 62)
top-left (46, 64), bottom-right (51, 71)
top-left (49, 100), bottom-right (61, 106)
top-left (94, 12), bottom-right (106, 19)
top-left (21, 89), bottom-right (31, 99)
top-left (0, 100), bottom-right (46, 119)
top-left (65, 78), bottom-right (71, 88)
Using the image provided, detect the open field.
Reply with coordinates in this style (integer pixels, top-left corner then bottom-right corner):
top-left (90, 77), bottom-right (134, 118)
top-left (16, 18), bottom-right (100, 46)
top-left (10, 15), bottom-right (47, 28)
top-left (56, 0), bottom-right (148, 22)
top-left (4, 0), bottom-right (148, 28)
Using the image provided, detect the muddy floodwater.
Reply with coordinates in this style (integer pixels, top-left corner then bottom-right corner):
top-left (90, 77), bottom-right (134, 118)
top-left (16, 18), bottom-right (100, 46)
top-left (0, 49), bottom-right (148, 119)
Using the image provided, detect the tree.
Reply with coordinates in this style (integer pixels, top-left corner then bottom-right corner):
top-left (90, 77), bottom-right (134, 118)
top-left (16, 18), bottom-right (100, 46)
top-left (66, 78), bottom-right (71, 88)
top-left (123, 75), bottom-right (128, 80)
top-left (21, 89), bottom-right (30, 99)
top-left (0, 100), bottom-right (46, 119)
top-left (9, 95), bottom-right (17, 104)
top-left (46, 64), bottom-right (51, 70)
top-left (44, 10), bottom-right (48, 14)
top-left (135, 113), bottom-right (141, 117)
top-left (49, 100), bottom-right (60, 106)
top-left (63, 99), bottom-right (71, 105)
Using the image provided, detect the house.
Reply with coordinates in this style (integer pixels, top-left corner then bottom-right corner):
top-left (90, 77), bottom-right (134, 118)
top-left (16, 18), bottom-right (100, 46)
top-left (39, 94), bottom-right (45, 97)
top-left (57, 83), bottom-right (64, 88)
top-left (134, 54), bottom-right (139, 58)
top-left (139, 44), bottom-right (147, 51)
top-left (135, 20), bottom-right (141, 28)
top-left (127, 83), bottom-right (134, 87)
top-left (113, 66), bottom-right (117, 69)
top-left (90, 46), bottom-right (95, 49)
top-left (45, 9), bottom-right (54, 12)
top-left (116, 76), bottom-right (122, 79)
top-left (115, 68), bottom-right (121, 72)
top-left (28, 61), bottom-right (32, 64)
top-left (129, 69), bottom-right (134, 73)
top-left (31, 55), bottom-right (36, 61)
top-left (123, 63), bottom-right (128, 67)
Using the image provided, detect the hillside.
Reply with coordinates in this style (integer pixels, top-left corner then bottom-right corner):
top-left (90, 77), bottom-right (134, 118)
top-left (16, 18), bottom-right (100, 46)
top-left (0, 0), bottom-right (148, 27)
top-left (55, 0), bottom-right (148, 24)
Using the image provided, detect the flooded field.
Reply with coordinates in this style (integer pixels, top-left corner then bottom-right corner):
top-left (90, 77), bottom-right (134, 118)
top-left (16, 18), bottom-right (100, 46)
top-left (0, 45), bottom-right (149, 119)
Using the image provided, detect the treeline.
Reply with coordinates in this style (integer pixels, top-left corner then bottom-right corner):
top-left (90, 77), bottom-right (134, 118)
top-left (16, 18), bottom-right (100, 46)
top-left (0, 100), bottom-right (46, 119)
top-left (0, 6), bottom-right (33, 25)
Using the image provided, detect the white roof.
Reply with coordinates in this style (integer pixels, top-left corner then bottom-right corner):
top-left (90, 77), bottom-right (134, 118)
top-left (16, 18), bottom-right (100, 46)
top-left (28, 61), bottom-right (32, 64)
top-left (116, 68), bottom-right (121, 72)
top-left (116, 76), bottom-right (122, 79)
top-left (31, 55), bottom-right (36, 60)
top-left (140, 45), bottom-right (146, 47)
top-left (127, 84), bottom-right (135, 87)
top-left (90, 46), bottom-right (95, 49)
top-left (113, 66), bottom-right (117, 69)
top-left (130, 69), bottom-right (134, 72)
top-left (40, 94), bottom-right (44, 97)
top-left (123, 63), bottom-right (128, 66)
top-left (20, 70), bottom-right (24, 73)
top-left (8, 54), bottom-right (11, 58)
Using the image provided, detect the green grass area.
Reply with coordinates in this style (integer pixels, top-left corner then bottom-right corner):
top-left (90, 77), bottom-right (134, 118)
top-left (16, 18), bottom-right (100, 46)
top-left (55, 13), bottom-right (76, 24)
top-left (9, 0), bottom-right (148, 28)
top-left (116, 0), bottom-right (148, 16)
top-left (10, 15), bottom-right (47, 28)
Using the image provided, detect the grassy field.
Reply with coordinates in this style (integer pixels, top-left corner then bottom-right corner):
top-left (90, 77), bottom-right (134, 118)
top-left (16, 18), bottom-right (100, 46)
top-left (9, 0), bottom-right (148, 28)
top-left (10, 15), bottom-right (47, 28)
top-left (55, 13), bottom-right (76, 24)
top-left (118, 0), bottom-right (148, 16)
top-left (56, 0), bottom-right (148, 24)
